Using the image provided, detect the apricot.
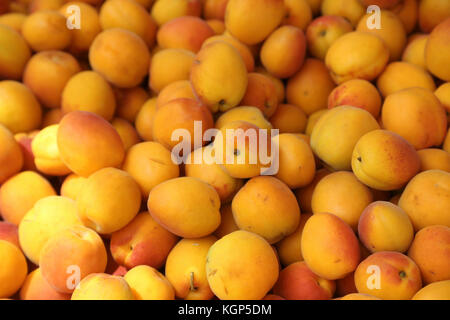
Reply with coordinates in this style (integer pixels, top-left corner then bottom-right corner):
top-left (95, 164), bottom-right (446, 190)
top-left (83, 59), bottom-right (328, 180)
top-left (20, 268), bottom-right (71, 300)
top-left (269, 104), bottom-right (307, 134)
top-left (77, 167), bottom-right (141, 234)
top-left (23, 51), bottom-right (81, 110)
top-left (326, 31), bottom-right (389, 84)
top-left (185, 145), bottom-right (243, 203)
top-left (111, 118), bottom-right (140, 151)
top-left (283, 0), bottom-right (312, 31)
top-left (301, 212), bottom-right (361, 280)
top-left (417, 148), bottom-right (450, 172)
top-left (381, 87), bottom-right (447, 149)
top-left (240, 73), bottom-right (278, 118)
top-left (157, 16), bottom-right (214, 53)
top-left (149, 48), bottom-right (195, 93)
top-left (148, 177), bottom-right (221, 238)
top-left (321, 0), bottom-right (365, 27)
top-left (71, 273), bottom-right (134, 300)
top-left (40, 225), bottom-right (108, 293)
top-left (22, 11), bottom-right (71, 52)
top-left (232, 176), bottom-right (300, 244)
top-left (402, 34), bottom-right (428, 70)
top-left (215, 106), bottom-right (272, 132)
top-left (408, 225), bottom-right (450, 284)
top-left (224, 0), bottom-right (285, 45)
top-left (99, 0), bottom-right (157, 47)
top-left (412, 280), bottom-right (450, 300)
top-left (165, 236), bottom-right (216, 300)
top-left (62, 71), bottom-right (116, 121)
top-left (0, 171), bottom-right (55, 226)
top-left (358, 201), bottom-right (414, 253)
top-left (0, 125), bottom-right (24, 185)
top-left (0, 240), bottom-right (28, 298)
top-left (356, 10), bottom-right (406, 61)
top-left (419, 0), bottom-right (450, 33)
top-left (274, 133), bottom-right (316, 189)
top-left (151, 0), bottom-right (202, 26)
top-left (276, 213), bottom-right (312, 266)
top-left (202, 34), bottom-right (255, 73)
top-left (31, 124), bottom-right (71, 176)
top-left (287, 58), bottom-right (336, 115)
top-left (352, 130), bottom-right (421, 191)
top-left (444, 129), bottom-right (450, 153)
top-left (399, 170), bottom-right (450, 230)
top-left (152, 98), bottom-right (213, 150)
top-left (113, 88), bottom-right (148, 124)
top-left (306, 15), bottom-right (353, 61)
top-left (135, 98), bottom-right (157, 141)
top-left (260, 26), bottom-right (306, 79)
top-left (110, 212), bottom-right (178, 270)
top-left (191, 41), bottom-right (248, 113)
top-left (328, 79), bottom-right (382, 118)
top-left (425, 17), bottom-right (450, 82)
top-left (59, 2), bottom-right (102, 54)
top-left (0, 80), bottom-right (42, 134)
top-left (311, 106), bottom-right (379, 171)
top-left (18, 196), bottom-right (83, 265)
top-left (377, 62), bottom-right (436, 98)
top-left (60, 173), bottom-right (87, 200)
top-left (122, 141), bottom-right (179, 197)
top-left (124, 265), bottom-right (174, 300)
top-left (214, 204), bottom-right (239, 239)
top-left (435, 83), bottom-right (450, 114)
top-left (274, 261), bottom-right (336, 300)
top-left (0, 24), bottom-right (31, 80)
top-left (206, 230), bottom-right (279, 300)
top-left (156, 80), bottom-right (195, 108)
top-left (354, 251), bottom-right (422, 300)
top-left (0, 222), bottom-right (19, 247)
top-left (57, 111), bottom-right (125, 177)
top-left (89, 28), bottom-right (150, 88)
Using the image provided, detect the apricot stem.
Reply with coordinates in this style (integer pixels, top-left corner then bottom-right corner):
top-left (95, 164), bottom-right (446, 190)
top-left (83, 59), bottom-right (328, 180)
top-left (190, 272), bottom-right (197, 292)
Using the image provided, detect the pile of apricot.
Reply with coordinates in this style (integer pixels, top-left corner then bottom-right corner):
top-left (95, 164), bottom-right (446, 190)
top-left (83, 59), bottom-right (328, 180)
top-left (0, 0), bottom-right (449, 300)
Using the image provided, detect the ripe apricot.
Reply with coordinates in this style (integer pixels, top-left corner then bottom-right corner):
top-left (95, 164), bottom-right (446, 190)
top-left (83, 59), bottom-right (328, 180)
top-left (147, 177), bottom-right (221, 238)
top-left (100, 0), bottom-right (157, 47)
top-left (0, 240), bottom-right (28, 298)
top-left (398, 170), bottom-right (450, 230)
top-left (124, 265), bottom-right (175, 300)
top-left (71, 273), bottom-right (134, 300)
top-left (165, 236), bottom-right (217, 300)
top-left (62, 71), bottom-right (116, 121)
top-left (23, 50), bottom-right (81, 110)
top-left (77, 167), bottom-right (142, 234)
top-left (57, 111), bottom-right (125, 177)
top-left (22, 11), bottom-right (72, 52)
top-left (224, 0), bottom-right (285, 45)
top-left (232, 176), bottom-right (301, 244)
top-left (151, 0), bottom-right (202, 26)
top-left (89, 28), bottom-right (150, 88)
top-left (301, 212), bottom-right (361, 280)
top-left (352, 130), bottom-right (421, 191)
top-left (287, 58), bottom-right (336, 115)
top-left (206, 230), bottom-right (279, 300)
top-left (135, 98), bottom-right (157, 141)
